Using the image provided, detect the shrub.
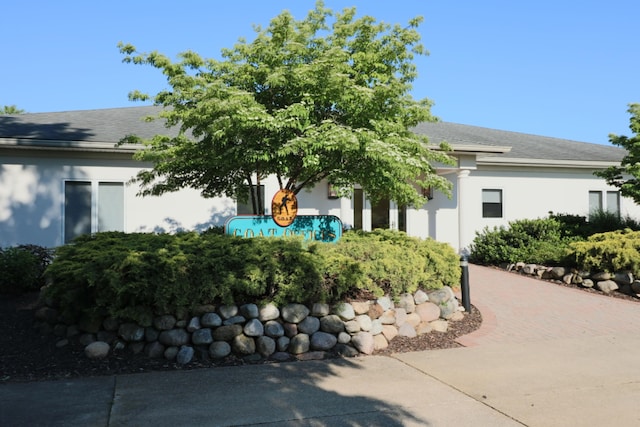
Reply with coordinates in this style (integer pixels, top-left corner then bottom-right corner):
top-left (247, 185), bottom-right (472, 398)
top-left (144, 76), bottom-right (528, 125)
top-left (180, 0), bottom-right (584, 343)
top-left (568, 229), bottom-right (640, 275)
top-left (43, 230), bottom-right (460, 324)
top-left (0, 245), bottom-right (53, 294)
top-left (470, 218), bottom-right (573, 265)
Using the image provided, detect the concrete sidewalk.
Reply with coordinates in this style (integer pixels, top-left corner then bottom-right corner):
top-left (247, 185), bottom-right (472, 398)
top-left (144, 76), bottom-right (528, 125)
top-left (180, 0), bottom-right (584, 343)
top-left (2, 265), bottom-right (640, 426)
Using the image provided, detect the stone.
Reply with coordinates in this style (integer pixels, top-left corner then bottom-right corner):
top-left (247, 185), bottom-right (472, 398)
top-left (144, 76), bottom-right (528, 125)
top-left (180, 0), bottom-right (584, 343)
top-left (239, 303), bottom-right (259, 319)
top-left (379, 311), bottom-right (396, 325)
top-left (256, 336), bottom-right (276, 357)
top-left (53, 324), bottom-right (67, 337)
top-left (144, 341), bottom-right (165, 358)
top-left (351, 301), bottom-right (370, 315)
top-left (78, 333), bottom-right (96, 346)
top-left (337, 332), bottom-right (351, 344)
top-left (376, 296), bottom-right (393, 311)
top-left (333, 302), bottom-right (355, 321)
top-left (367, 303), bottom-right (384, 319)
top-left (355, 314), bottom-right (373, 332)
top-left (176, 346), bottom-right (194, 364)
top-left (66, 325), bottom-right (80, 338)
top-left (222, 315), bottom-right (246, 326)
top-left (56, 339), bottom-right (69, 348)
top-left (259, 303), bottom-right (280, 321)
top-left (439, 299), bottom-right (460, 320)
top-left (191, 328), bottom-right (213, 345)
top-left (344, 320), bottom-right (360, 334)
top-left (397, 323), bottom-right (417, 338)
top-left (158, 329), bottom-right (190, 346)
top-left (562, 274), bottom-right (574, 285)
top-left (550, 266), bottom-right (566, 279)
top-left (397, 293), bottom-right (416, 313)
top-left (311, 331), bottom-right (338, 351)
top-left (218, 305), bottom-right (238, 320)
top-left (373, 334), bottom-right (389, 351)
top-left (592, 271), bottom-right (611, 281)
top-left (283, 322), bottom-right (298, 337)
top-left (394, 308), bottom-right (407, 327)
top-left (289, 334), bottom-right (310, 354)
top-left (264, 320), bottom-right (285, 338)
top-left (102, 317), bottom-right (120, 332)
top-left (164, 346), bottom-right (179, 361)
top-left (153, 315), bottom-right (177, 331)
top-left (130, 342), bottom-right (145, 355)
top-left (144, 327), bottom-right (159, 342)
top-left (78, 315), bottom-right (102, 334)
top-left (209, 341), bottom-right (231, 359)
top-left (614, 272), bottom-right (634, 286)
top-left (320, 314), bottom-right (345, 334)
top-left (405, 313), bottom-right (421, 328)
top-left (175, 320), bottom-right (187, 328)
top-left (522, 264), bottom-right (537, 275)
top-left (311, 303), bottom-right (330, 317)
top-left (596, 280), bottom-right (619, 294)
top-left (416, 302), bottom-right (440, 322)
top-left (298, 316), bottom-right (320, 334)
top-left (277, 336), bottom-right (290, 352)
top-left (632, 280), bottom-right (640, 294)
top-left (335, 344), bottom-right (360, 357)
top-left (370, 319), bottom-right (383, 335)
top-left (232, 334), bottom-right (256, 355)
top-left (428, 287), bottom-right (455, 305)
top-left (212, 324), bottom-right (243, 341)
top-left (201, 312), bottom-right (222, 328)
top-left (581, 279), bottom-right (595, 288)
top-left (449, 311), bottom-right (465, 322)
top-left (430, 320), bottom-right (449, 333)
top-left (416, 322), bottom-right (433, 335)
top-left (244, 318), bottom-right (264, 337)
top-left (35, 306), bottom-right (59, 323)
top-left (281, 304), bottom-right (310, 323)
top-left (351, 332), bottom-right (375, 355)
top-left (414, 289), bottom-right (429, 304)
top-left (296, 351), bottom-right (326, 361)
top-left (272, 352), bottom-right (292, 362)
top-left (118, 323), bottom-right (145, 342)
top-left (97, 330), bottom-right (116, 344)
top-left (113, 340), bottom-right (126, 351)
top-left (84, 341), bottom-right (110, 359)
top-left (187, 317), bottom-right (201, 332)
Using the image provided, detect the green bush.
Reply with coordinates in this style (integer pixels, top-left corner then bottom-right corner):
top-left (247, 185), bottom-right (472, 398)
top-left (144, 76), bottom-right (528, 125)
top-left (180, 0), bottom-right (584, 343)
top-left (0, 245), bottom-right (53, 294)
top-left (43, 230), bottom-right (460, 324)
top-left (470, 218), bottom-right (573, 265)
top-left (568, 229), bottom-right (640, 275)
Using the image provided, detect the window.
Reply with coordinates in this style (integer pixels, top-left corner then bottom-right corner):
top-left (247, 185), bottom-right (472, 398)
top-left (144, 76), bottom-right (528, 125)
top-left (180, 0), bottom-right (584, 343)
top-left (482, 189), bottom-right (503, 218)
top-left (64, 181), bottom-right (124, 243)
top-left (589, 190), bottom-right (620, 216)
top-left (237, 185), bottom-right (265, 215)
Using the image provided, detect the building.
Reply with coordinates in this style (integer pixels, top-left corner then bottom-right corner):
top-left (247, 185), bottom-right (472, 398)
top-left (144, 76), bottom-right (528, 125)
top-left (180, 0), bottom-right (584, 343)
top-left (1, 106), bottom-right (637, 251)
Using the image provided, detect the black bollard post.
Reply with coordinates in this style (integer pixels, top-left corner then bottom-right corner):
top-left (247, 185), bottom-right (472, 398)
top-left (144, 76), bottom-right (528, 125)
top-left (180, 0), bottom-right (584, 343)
top-left (460, 253), bottom-right (471, 312)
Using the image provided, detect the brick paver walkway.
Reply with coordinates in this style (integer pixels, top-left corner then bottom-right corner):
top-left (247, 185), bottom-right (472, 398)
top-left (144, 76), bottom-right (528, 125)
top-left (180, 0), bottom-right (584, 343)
top-left (456, 264), bottom-right (640, 347)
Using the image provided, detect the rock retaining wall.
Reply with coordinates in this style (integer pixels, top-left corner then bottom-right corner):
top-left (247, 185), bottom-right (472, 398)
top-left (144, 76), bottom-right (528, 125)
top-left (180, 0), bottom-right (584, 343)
top-left (34, 286), bottom-right (464, 364)
top-left (504, 262), bottom-right (640, 297)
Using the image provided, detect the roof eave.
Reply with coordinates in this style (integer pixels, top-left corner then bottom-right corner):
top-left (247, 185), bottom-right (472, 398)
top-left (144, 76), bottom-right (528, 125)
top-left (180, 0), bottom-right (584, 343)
top-left (477, 156), bottom-right (620, 169)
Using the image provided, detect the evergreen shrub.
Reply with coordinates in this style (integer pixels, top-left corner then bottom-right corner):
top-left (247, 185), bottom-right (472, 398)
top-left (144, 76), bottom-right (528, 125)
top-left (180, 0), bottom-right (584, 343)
top-left (0, 244), bottom-right (53, 294)
top-left (44, 230), bottom-right (460, 324)
top-left (569, 229), bottom-right (640, 276)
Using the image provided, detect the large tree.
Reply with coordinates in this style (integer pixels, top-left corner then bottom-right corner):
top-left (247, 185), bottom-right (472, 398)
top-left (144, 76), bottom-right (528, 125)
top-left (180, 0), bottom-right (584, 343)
top-left (595, 103), bottom-right (640, 204)
top-left (119, 1), bottom-right (454, 214)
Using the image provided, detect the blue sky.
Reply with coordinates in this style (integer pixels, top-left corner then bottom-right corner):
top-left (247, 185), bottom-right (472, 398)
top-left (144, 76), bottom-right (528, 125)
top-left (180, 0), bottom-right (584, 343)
top-left (2, 0), bottom-right (638, 144)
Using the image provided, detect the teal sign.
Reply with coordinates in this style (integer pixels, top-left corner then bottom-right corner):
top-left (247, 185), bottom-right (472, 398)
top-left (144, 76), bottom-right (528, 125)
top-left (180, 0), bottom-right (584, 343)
top-left (224, 215), bottom-right (342, 243)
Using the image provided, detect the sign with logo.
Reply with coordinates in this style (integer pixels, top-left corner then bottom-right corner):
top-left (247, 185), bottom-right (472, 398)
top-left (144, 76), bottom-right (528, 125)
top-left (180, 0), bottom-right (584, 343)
top-left (224, 215), bottom-right (342, 243)
top-left (271, 189), bottom-right (298, 227)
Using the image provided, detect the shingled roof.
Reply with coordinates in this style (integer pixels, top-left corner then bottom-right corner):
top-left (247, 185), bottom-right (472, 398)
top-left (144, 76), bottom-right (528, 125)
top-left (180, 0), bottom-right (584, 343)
top-left (0, 106), bottom-right (626, 166)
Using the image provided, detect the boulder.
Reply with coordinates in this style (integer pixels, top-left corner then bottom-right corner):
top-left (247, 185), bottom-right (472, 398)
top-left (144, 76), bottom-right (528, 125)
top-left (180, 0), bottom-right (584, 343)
top-left (281, 304), bottom-right (310, 323)
top-left (84, 341), bottom-right (110, 359)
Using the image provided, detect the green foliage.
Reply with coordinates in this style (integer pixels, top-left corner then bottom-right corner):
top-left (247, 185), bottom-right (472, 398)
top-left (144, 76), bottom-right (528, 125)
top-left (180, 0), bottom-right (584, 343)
top-left (0, 105), bottom-right (25, 114)
top-left (569, 229), bottom-right (640, 275)
top-left (0, 245), bottom-right (53, 294)
top-left (44, 230), bottom-right (459, 324)
top-left (595, 103), bottom-right (640, 204)
top-left (470, 218), bottom-right (573, 265)
top-left (118, 1), bottom-right (454, 212)
top-left (587, 209), bottom-right (640, 234)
